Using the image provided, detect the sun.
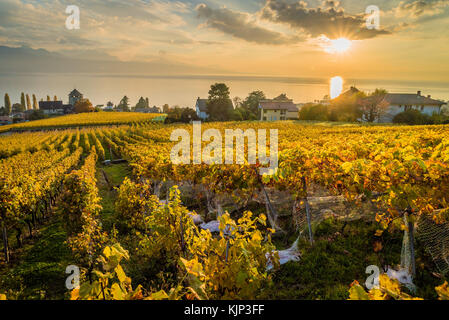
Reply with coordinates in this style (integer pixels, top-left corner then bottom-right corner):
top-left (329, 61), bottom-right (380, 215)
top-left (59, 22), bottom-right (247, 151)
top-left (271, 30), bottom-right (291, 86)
top-left (323, 37), bottom-right (352, 54)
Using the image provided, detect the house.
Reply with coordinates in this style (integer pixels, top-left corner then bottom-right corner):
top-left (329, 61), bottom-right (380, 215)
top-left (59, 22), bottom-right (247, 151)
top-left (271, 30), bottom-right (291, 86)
top-left (11, 112), bottom-right (25, 122)
top-left (24, 109), bottom-right (36, 120)
top-left (134, 106), bottom-right (161, 113)
top-left (39, 101), bottom-right (74, 115)
top-left (378, 91), bottom-right (446, 123)
top-left (134, 107), bottom-right (149, 113)
top-left (63, 104), bottom-right (74, 114)
top-left (0, 116), bottom-right (12, 125)
top-left (69, 89), bottom-right (83, 106)
top-left (195, 98), bottom-right (209, 120)
top-left (39, 101), bottom-right (64, 115)
top-left (259, 99), bottom-right (299, 121)
top-left (149, 106), bottom-right (161, 113)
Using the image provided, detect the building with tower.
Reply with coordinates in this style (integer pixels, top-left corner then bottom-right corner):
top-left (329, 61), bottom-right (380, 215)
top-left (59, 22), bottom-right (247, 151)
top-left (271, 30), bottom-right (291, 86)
top-left (69, 89), bottom-right (83, 106)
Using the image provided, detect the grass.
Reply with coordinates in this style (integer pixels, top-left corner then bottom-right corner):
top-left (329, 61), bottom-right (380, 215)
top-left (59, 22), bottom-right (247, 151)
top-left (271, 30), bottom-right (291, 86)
top-left (96, 162), bottom-right (133, 232)
top-left (1, 159), bottom-right (445, 300)
top-left (261, 217), bottom-right (444, 300)
top-left (0, 216), bottom-right (73, 300)
top-left (0, 162), bottom-right (132, 300)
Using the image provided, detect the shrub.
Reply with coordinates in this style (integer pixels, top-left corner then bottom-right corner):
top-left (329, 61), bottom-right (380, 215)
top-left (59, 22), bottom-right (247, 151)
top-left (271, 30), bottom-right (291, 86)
top-left (27, 110), bottom-right (48, 121)
top-left (299, 104), bottom-right (330, 121)
top-left (181, 212), bottom-right (277, 300)
top-left (115, 183), bottom-right (277, 299)
top-left (115, 178), bottom-right (159, 233)
top-left (392, 109), bottom-right (432, 125)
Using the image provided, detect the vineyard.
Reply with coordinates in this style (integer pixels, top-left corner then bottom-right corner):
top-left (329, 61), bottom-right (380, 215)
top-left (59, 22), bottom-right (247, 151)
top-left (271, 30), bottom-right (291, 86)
top-left (0, 112), bottom-right (164, 133)
top-left (0, 121), bottom-right (449, 300)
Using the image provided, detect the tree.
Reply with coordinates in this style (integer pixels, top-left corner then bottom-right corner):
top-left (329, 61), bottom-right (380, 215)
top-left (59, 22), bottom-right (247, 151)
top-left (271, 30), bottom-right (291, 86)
top-left (12, 103), bottom-right (24, 113)
top-left (299, 103), bottom-right (330, 121)
top-left (20, 93), bottom-right (26, 110)
top-left (274, 93), bottom-right (289, 101)
top-left (47, 95), bottom-right (51, 101)
top-left (233, 97), bottom-right (242, 109)
top-left (241, 90), bottom-right (266, 119)
top-left (27, 110), bottom-right (48, 121)
top-left (4, 94), bottom-right (11, 115)
top-left (26, 94), bottom-right (31, 110)
top-left (74, 99), bottom-right (94, 113)
top-left (162, 104), bottom-right (170, 113)
top-left (209, 83), bottom-right (230, 101)
top-left (164, 107), bottom-right (199, 124)
top-left (232, 106), bottom-right (250, 121)
top-left (330, 88), bottom-right (365, 122)
top-left (107, 101), bottom-right (114, 108)
top-left (359, 89), bottom-right (389, 122)
top-left (180, 108), bottom-right (199, 123)
top-left (117, 96), bottom-right (130, 112)
top-left (54, 95), bottom-right (58, 101)
top-left (207, 83), bottom-right (234, 121)
top-left (32, 94), bottom-right (38, 110)
top-left (135, 97), bottom-right (148, 109)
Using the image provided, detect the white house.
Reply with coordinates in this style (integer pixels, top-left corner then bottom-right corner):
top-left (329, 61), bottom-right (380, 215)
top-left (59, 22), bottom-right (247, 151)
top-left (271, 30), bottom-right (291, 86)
top-left (195, 98), bottom-right (209, 120)
top-left (259, 99), bottom-right (299, 121)
top-left (379, 91), bottom-right (446, 123)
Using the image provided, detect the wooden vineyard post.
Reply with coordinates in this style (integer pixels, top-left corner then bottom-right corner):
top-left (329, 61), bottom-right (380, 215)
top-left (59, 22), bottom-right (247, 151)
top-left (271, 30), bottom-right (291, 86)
top-left (253, 167), bottom-right (283, 233)
top-left (2, 224), bottom-right (9, 263)
top-left (402, 210), bottom-right (416, 278)
top-left (407, 211), bottom-right (416, 277)
top-left (302, 177), bottom-right (314, 245)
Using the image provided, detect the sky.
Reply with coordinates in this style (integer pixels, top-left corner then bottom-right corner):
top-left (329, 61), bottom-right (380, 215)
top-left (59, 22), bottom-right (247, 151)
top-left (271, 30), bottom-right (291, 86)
top-left (0, 0), bottom-right (448, 101)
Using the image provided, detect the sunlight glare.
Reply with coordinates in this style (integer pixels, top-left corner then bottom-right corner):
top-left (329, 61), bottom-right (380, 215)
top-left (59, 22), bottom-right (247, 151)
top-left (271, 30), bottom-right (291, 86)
top-left (325, 38), bottom-right (352, 54)
top-left (330, 76), bottom-right (344, 99)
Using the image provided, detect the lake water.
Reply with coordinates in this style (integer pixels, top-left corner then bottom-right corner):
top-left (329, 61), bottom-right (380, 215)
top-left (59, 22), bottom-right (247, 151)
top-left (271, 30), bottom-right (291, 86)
top-left (1, 73), bottom-right (448, 108)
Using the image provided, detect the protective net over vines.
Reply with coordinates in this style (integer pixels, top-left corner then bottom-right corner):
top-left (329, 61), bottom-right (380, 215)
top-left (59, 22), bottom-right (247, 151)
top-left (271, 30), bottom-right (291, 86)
top-left (417, 215), bottom-right (449, 276)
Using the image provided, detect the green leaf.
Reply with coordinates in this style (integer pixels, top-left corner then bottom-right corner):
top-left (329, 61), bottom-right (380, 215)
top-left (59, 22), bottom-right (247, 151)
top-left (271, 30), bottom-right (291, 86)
top-left (79, 283), bottom-right (93, 299)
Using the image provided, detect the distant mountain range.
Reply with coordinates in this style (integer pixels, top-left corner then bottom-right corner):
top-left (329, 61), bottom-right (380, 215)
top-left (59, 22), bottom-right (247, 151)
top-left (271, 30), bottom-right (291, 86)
top-left (0, 45), bottom-right (223, 75)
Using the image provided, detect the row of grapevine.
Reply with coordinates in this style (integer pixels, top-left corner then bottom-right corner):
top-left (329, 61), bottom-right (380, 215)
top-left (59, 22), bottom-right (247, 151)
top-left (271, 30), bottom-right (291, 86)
top-left (89, 131), bottom-right (105, 161)
top-left (0, 146), bottom-right (83, 262)
top-left (115, 123), bottom-right (449, 274)
top-left (60, 148), bottom-right (108, 272)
